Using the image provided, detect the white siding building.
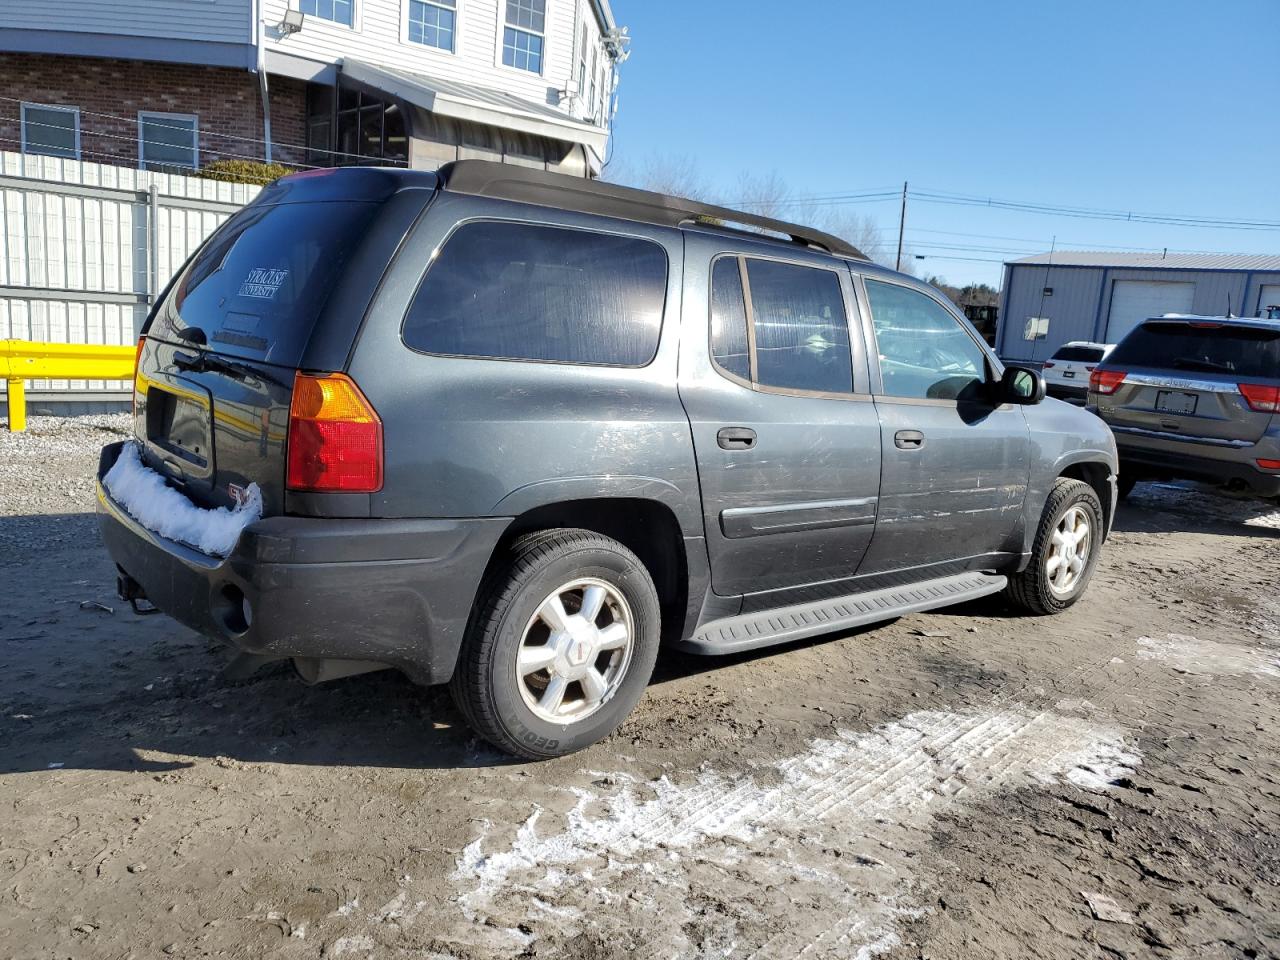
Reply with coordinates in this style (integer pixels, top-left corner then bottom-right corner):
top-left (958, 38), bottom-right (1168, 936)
top-left (0, 0), bottom-right (626, 176)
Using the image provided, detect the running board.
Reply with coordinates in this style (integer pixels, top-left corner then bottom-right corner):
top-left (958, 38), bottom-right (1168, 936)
top-left (677, 571), bottom-right (1007, 656)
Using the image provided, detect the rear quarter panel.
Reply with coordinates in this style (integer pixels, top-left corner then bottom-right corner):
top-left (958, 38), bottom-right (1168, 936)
top-left (345, 193), bottom-right (703, 537)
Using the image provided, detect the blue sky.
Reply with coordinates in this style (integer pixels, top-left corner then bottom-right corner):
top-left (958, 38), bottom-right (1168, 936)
top-left (605, 0), bottom-right (1280, 287)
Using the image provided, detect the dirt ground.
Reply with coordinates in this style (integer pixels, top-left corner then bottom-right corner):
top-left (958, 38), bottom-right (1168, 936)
top-left (2, 415), bottom-right (1279, 960)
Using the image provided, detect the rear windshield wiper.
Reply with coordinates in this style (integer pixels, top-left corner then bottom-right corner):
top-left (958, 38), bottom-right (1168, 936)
top-left (173, 349), bottom-right (287, 388)
top-left (1171, 356), bottom-right (1234, 373)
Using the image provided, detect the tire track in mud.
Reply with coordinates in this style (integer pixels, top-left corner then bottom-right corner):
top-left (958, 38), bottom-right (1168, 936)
top-left (441, 601), bottom-right (1274, 959)
top-left (448, 706), bottom-right (1141, 959)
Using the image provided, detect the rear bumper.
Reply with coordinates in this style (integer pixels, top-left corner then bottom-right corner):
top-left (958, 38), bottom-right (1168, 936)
top-left (1113, 433), bottom-right (1280, 496)
top-left (96, 441), bottom-right (510, 684)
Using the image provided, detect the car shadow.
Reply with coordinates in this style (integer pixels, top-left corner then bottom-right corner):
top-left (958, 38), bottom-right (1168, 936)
top-left (12, 479), bottom-right (1256, 779)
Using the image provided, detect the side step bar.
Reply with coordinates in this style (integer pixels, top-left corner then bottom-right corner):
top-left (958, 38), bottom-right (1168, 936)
top-left (676, 571), bottom-right (1007, 656)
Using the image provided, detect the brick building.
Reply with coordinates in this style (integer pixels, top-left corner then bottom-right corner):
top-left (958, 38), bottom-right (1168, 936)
top-left (1, 0), bottom-right (624, 177)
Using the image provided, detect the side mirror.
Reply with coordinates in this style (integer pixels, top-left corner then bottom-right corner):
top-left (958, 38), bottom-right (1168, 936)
top-left (1001, 365), bottom-right (1046, 405)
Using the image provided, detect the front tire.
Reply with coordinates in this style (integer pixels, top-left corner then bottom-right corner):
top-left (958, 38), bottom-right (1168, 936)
top-left (1005, 478), bottom-right (1104, 615)
top-left (449, 529), bottom-right (661, 759)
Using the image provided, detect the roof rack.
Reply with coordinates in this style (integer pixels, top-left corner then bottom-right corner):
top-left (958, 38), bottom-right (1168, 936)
top-left (436, 160), bottom-right (869, 261)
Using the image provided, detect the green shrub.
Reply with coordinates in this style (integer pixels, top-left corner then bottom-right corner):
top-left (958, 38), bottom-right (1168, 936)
top-left (197, 159), bottom-right (296, 186)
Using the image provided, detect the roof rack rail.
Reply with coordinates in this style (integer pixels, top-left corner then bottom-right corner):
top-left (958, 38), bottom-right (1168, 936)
top-left (436, 160), bottom-right (869, 261)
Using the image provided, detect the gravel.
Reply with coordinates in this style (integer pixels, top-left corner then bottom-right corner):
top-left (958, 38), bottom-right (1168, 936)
top-left (0, 414), bottom-right (132, 517)
top-left (0, 414), bottom-right (133, 562)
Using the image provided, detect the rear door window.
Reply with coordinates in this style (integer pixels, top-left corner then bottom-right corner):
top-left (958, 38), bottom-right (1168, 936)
top-left (746, 259), bottom-right (853, 393)
top-left (402, 221), bottom-right (668, 366)
top-left (149, 200), bottom-right (381, 366)
top-left (1109, 322), bottom-right (1280, 378)
top-left (708, 255), bottom-right (854, 394)
top-left (709, 257), bottom-right (752, 381)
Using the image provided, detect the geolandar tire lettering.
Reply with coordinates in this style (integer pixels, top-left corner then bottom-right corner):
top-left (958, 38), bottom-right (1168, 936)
top-left (1005, 478), bottom-right (1105, 616)
top-left (449, 528), bottom-right (661, 760)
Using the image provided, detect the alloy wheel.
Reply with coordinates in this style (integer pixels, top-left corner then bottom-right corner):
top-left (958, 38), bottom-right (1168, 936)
top-left (515, 578), bottom-right (635, 724)
top-left (1046, 505), bottom-right (1091, 596)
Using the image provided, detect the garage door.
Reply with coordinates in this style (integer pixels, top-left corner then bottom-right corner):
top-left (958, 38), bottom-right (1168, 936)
top-left (1256, 284), bottom-right (1280, 318)
top-left (1105, 280), bottom-right (1196, 343)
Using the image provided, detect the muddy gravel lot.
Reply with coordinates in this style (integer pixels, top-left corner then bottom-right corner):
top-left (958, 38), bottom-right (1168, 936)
top-left (2, 414), bottom-right (1279, 960)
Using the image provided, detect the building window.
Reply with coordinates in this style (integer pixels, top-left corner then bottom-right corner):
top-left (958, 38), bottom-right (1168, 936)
top-left (578, 22), bottom-right (587, 98)
top-left (408, 0), bottom-right (455, 50)
top-left (502, 0), bottom-right (545, 73)
top-left (588, 46), bottom-right (597, 119)
top-left (21, 103), bottom-right (80, 160)
top-left (331, 85), bottom-right (408, 166)
top-left (300, 0), bottom-right (354, 27)
top-left (138, 112), bottom-right (198, 171)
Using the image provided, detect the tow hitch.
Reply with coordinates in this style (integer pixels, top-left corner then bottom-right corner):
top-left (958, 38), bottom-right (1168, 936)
top-left (116, 568), bottom-right (159, 616)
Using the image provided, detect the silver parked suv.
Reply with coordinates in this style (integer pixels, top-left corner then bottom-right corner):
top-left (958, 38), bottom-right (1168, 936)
top-left (1088, 315), bottom-right (1280, 500)
top-left (96, 162), bottom-right (1119, 758)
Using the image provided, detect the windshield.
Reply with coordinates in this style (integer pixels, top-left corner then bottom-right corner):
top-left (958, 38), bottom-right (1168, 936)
top-left (1109, 322), bottom-right (1280, 379)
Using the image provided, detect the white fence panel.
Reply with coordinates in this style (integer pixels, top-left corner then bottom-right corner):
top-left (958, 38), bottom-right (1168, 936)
top-left (0, 150), bottom-right (260, 404)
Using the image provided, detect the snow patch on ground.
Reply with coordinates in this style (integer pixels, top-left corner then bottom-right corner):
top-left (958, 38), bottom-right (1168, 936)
top-left (453, 707), bottom-right (1139, 958)
top-left (1137, 633), bottom-right (1280, 679)
top-left (102, 441), bottom-right (261, 557)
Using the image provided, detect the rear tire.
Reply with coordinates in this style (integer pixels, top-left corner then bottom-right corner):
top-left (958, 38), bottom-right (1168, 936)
top-left (1006, 478), bottom-right (1104, 616)
top-left (1116, 474), bottom-right (1137, 501)
top-left (449, 528), bottom-right (661, 759)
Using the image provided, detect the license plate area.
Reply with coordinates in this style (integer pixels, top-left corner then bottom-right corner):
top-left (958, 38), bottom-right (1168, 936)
top-left (1062, 370), bottom-right (1076, 379)
top-left (147, 386), bottom-right (213, 469)
top-left (1155, 390), bottom-right (1198, 416)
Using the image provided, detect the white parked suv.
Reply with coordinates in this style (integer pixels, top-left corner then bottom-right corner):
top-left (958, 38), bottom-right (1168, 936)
top-left (1042, 341), bottom-right (1116, 403)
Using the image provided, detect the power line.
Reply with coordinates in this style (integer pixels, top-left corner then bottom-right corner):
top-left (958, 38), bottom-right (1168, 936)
top-left (725, 180), bottom-right (1280, 233)
top-left (908, 188), bottom-right (1280, 232)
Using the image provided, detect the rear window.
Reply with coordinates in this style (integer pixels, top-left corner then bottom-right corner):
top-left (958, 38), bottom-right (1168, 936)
top-left (1109, 322), bottom-right (1280, 379)
top-left (402, 221), bottom-right (668, 366)
top-left (149, 200), bottom-right (380, 365)
top-left (1051, 345), bottom-right (1106, 362)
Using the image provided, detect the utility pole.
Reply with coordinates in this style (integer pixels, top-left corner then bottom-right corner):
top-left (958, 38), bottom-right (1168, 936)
top-left (895, 181), bottom-right (908, 271)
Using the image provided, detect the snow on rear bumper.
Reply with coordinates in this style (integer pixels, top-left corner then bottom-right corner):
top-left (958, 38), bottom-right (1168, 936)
top-left (95, 441), bottom-right (511, 684)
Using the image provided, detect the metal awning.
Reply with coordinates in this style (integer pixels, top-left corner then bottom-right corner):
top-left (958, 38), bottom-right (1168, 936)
top-left (341, 59), bottom-right (609, 162)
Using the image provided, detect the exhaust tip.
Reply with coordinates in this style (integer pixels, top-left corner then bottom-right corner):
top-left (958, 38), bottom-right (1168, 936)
top-left (213, 583), bottom-right (252, 636)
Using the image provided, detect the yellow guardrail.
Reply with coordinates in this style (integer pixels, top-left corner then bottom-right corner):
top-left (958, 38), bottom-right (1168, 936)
top-left (1, 339), bottom-right (136, 432)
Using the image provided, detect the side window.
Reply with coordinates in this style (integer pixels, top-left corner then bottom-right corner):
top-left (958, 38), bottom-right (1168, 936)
top-left (710, 258), bottom-right (751, 381)
top-left (745, 259), bottom-right (853, 394)
top-left (403, 221), bottom-right (668, 366)
top-left (865, 280), bottom-right (989, 401)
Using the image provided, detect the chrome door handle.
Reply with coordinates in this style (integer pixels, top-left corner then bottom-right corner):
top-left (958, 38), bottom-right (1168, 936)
top-left (894, 430), bottom-right (925, 450)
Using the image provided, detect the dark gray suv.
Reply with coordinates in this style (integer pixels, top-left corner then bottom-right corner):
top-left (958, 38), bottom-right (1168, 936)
top-left (96, 162), bottom-right (1118, 758)
top-left (1088, 316), bottom-right (1280, 499)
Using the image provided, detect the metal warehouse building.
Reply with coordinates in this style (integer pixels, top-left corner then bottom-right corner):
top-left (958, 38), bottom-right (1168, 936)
top-left (997, 251), bottom-right (1280, 363)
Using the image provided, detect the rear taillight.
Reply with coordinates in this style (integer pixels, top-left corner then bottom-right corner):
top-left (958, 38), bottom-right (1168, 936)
top-left (286, 372), bottom-right (383, 493)
top-left (1257, 459), bottom-right (1280, 472)
top-left (1085, 365), bottom-right (1097, 372)
top-left (1239, 383), bottom-right (1280, 414)
top-left (132, 336), bottom-right (145, 416)
top-left (1042, 361), bottom-right (1055, 369)
top-left (1090, 369), bottom-right (1127, 395)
